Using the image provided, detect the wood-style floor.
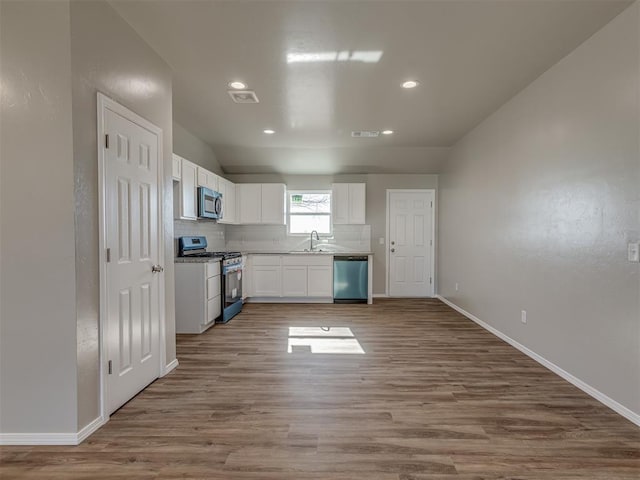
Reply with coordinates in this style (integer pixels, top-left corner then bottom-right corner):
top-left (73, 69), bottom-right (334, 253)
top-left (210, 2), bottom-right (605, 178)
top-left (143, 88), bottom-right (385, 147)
top-left (1, 299), bottom-right (639, 479)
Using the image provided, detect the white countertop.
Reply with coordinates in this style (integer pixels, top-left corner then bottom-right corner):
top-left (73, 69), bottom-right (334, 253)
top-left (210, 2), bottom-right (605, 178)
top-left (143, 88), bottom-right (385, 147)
top-left (243, 251), bottom-right (373, 256)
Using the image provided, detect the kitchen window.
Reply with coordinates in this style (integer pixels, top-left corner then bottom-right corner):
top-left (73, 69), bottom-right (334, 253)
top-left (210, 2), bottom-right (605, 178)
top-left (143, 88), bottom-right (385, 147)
top-left (287, 190), bottom-right (332, 235)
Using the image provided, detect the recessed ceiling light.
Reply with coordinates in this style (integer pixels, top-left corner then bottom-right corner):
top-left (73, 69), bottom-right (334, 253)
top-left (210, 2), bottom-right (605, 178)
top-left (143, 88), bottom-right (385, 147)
top-left (228, 81), bottom-right (247, 89)
top-left (401, 80), bottom-right (419, 89)
top-left (382, 130), bottom-right (394, 135)
top-left (263, 129), bottom-right (275, 134)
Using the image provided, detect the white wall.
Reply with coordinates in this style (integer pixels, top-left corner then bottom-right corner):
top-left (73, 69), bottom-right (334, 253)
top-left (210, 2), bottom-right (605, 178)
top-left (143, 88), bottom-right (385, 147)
top-left (70, 0), bottom-right (176, 430)
top-left (439, 3), bottom-right (640, 419)
top-left (173, 121), bottom-right (223, 175)
top-left (0, 1), bottom-right (78, 433)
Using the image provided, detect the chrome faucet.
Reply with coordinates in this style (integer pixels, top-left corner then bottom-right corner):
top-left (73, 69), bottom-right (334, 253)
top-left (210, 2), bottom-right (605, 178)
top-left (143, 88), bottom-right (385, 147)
top-left (310, 230), bottom-right (320, 251)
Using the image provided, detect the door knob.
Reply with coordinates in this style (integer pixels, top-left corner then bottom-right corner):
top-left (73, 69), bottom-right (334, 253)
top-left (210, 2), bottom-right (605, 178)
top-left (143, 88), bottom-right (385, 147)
top-left (391, 248), bottom-right (395, 253)
top-left (152, 264), bottom-right (164, 273)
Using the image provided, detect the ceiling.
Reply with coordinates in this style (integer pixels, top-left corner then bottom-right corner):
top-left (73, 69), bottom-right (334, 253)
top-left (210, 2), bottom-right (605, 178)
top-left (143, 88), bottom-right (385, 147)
top-left (111, 0), bottom-right (632, 174)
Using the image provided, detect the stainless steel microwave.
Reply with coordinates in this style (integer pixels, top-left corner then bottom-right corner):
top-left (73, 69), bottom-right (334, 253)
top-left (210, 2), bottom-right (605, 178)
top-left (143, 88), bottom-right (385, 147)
top-left (197, 186), bottom-right (222, 220)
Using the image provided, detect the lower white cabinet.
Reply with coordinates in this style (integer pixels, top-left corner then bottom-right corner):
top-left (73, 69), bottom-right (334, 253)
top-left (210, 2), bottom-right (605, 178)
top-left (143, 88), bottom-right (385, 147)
top-left (251, 255), bottom-right (282, 296)
top-left (248, 255), bottom-right (333, 301)
top-left (252, 266), bottom-right (282, 296)
top-left (307, 266), bottom-right (333, 297)
top-left (282, 266), bottom-right (308, 297)
top-left (175, 260), bottom-right (222, 333)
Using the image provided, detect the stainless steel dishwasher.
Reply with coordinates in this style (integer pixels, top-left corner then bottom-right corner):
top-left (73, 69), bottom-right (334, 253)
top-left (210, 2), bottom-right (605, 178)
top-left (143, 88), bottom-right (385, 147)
top-left (333, 256), bottom-right (368, 303)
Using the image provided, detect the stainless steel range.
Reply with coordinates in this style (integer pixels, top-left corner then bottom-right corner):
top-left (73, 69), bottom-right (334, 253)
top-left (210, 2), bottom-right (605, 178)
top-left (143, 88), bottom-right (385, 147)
top-left (178, 236), bottom-right (243, 323)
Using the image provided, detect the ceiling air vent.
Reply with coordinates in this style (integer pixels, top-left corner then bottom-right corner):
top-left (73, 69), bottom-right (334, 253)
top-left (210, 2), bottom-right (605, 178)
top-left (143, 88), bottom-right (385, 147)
top-left (228, 90), bottom-right (259, 103)
top-left (351, 130), bottom-right (380, 138)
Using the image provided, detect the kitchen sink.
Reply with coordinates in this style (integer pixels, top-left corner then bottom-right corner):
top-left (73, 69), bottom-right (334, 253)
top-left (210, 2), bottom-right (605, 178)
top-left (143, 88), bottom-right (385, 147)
top-left (289, 249), bottom-right (327, 254)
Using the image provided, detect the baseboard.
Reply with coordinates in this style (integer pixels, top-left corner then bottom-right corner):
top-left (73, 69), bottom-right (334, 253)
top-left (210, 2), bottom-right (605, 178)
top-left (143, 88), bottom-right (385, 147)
top-left (162, 358), bottom-right (179, 376)
top-left (245, 297), bottom-right (334, 304)
top-left (76, 415), bottom-right (107, 443)
top-left (0, 415), bottom-right (107, 446)
top-left (436, 295), bottom-right (640, 427)
top-left (372, 294), bottom-right (388, 298)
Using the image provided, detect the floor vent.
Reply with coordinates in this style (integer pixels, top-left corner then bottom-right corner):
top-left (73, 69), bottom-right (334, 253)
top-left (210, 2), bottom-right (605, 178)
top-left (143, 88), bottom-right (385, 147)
top-left (351, 130), bottom-right (380, 138)
top-left (228, 90), bottom-right (260, 103)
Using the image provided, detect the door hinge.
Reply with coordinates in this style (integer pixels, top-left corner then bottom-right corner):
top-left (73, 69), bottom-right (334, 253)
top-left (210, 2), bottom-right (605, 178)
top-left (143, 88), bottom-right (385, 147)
top-left (106, 248), bottom-right (111, 263)
top-left (430, 201), bottom-right (433, 208)
top-left (105, 134), bottom-right (110, 149)
top-left (430, 277), bottom-right (432, 284)
top-left (430, 239), bottom-right (433, 246)
top-left (108, 360), bottom-right (112, 375)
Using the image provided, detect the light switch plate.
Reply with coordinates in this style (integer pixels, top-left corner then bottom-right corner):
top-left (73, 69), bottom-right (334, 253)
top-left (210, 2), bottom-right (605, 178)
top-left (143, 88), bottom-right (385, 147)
top-left (628, 242), bottom-right (640, 262)
top-left (379, 237), bottom-right (385, 245)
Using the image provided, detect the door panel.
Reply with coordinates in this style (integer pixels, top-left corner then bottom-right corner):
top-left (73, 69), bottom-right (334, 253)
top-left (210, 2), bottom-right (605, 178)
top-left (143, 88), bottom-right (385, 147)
top-left (389, 191), bottom-right (434, 297)
top-left (105, 106), bottom-right (161, 414)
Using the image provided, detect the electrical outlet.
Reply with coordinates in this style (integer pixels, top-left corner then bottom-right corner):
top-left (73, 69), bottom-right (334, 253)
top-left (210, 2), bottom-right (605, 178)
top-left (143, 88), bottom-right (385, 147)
top-left (628, 242), bottom-right (640, 262)
top-left (455, 283), bottom-right (459, 292)
top-left (521, 310), bottom-right (527, 324)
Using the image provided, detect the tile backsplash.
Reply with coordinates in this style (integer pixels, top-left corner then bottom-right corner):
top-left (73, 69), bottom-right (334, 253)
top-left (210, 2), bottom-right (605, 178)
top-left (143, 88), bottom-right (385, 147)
top-left (225, 224), bottom-right (371, 253)
top-left (174, 221), bottom-right (371, 254)
top-left (174, 220), bottom-right (226, 253)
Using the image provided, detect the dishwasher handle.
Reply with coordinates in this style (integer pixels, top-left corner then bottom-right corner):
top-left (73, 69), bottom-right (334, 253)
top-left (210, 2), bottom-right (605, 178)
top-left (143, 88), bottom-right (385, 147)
top-left (333, 256), bottom-right (368, 262)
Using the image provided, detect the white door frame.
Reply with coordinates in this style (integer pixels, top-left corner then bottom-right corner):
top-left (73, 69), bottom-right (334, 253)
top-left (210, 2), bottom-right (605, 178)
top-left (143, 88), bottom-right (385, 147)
top-left (97, 92), bottom-right (166, 422)
top-left (385, 189), bottom-right (436, 298)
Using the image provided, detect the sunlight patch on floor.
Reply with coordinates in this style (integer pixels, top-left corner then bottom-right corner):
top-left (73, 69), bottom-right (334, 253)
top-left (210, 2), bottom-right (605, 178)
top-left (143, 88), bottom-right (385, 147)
top-left (287, 327), bottom-right (365, 354)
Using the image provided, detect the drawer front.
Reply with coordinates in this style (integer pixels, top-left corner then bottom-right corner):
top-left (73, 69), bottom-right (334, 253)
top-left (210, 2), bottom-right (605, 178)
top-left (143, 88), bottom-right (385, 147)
top-left (251, 255), bottom-right (281, 266)
top-left (282, 254), bottom-right (333, 266)
top-left (207, 296), bottom-right (221, 323)
top-left (305, 255), bottom-right (333, 266)
top-left (206, 261), bottom-right (220, 278)
top-left (207, 275), bottom-right (221, 300)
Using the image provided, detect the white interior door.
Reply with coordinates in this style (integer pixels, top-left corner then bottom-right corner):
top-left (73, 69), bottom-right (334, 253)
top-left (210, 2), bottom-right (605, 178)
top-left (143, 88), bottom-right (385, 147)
top-left (388, 191), bottom-right (434, 297)
top-left (104, 103), bottom-right (161, 414)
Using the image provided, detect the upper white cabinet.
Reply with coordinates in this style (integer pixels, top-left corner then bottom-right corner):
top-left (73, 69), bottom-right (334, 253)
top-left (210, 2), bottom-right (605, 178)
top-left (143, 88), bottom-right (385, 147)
top-left (174, 156), bottom-right (198, 220)
top-left (238, 184), bottom-right (262, 224)
top-left (197, 167), bottom-right (219, 192)
top-left (238, 183), bottom-right (286, 225)
top-left (218, 177), bottom-right (237, 224)
top-left (261, 183), bottom-right (286, 225)
top-left (332, 183), bottom-right (366, 224)
top-left (172, 154), bottom-right (181, 181)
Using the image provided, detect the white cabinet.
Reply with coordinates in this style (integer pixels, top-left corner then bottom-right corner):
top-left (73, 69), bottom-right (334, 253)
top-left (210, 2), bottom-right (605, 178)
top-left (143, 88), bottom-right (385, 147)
top-left (348, 183), bottom-right (366, 224)
top-left (174, 157), bottom-right (198, 220)
top-left (197, 167), bottom-right (219, 192)
top-left (175, 260), bottom-right (222, 333)
top-left (172, 154), bottom-right (181, 180)
top-left (238, 184), bottom-right (262, 224)
top-left (218, 177), bottom-right (237, 224)
top-left (282, 266), bottom-right (308, 296)
top-left (247, 254), bottom-right (333, 301)
top-left (252, 266), bottom-right (282, 297)
top-left (242, 254), bottom-right (251, 299)
top-left (307, 266), bottom-right (333, 297)
top-left (332, 183), bottom-right (349, 224)
top-left (251, 256), bottom-right (281, 297)
top-left (332, 183), bottom-right (366, 224)
top-left (238, 183), bottom-right (286, 225)
top-left (261, 183), bottom-right (286, 225)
